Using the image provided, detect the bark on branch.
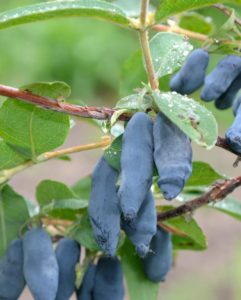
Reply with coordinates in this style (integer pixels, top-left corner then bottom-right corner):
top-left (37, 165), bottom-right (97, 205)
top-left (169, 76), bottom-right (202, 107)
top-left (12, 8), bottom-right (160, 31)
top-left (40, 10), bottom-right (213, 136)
top-left (0, 83), bottom-right (239, 158)
top-left (157, 176), bottom-right (241, 221)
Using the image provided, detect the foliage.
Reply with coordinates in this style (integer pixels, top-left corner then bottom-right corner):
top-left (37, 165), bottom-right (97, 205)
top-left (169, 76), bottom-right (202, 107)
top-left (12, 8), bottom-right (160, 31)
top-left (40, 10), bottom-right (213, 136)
top-left (0, 0), bottom-right (240, 299)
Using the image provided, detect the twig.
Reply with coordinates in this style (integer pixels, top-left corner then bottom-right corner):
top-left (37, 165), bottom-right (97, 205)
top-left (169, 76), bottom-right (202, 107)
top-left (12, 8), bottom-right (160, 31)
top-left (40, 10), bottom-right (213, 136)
top-left (158, 176), bottom-right (241, 221)
top-left (42, 136), bottom-right (111, 160)
top-left (152, 24), bottom-right (208, 41)
top-left (139, 0), bottom-right (159, 90)
top-left (0, 84), bottom-right (130, 121)
top-left (213, 4), bottom-right (241, 27)
top-left (0, 137), bottom-right (111, 184)
top-left (140, 0), bottom-right (149, 26)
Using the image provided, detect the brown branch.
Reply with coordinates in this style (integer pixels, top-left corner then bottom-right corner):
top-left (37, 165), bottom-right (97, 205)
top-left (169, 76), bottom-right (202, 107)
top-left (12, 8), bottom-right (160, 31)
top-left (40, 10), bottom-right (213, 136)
top-left (0, 83), bottom-right (240, 159)
top-left (213, 4), bottom-right (241, 27)
top-left (158, 176), bottom-right (241, 221)
top-left (0, 84), bottom-right (130, 121)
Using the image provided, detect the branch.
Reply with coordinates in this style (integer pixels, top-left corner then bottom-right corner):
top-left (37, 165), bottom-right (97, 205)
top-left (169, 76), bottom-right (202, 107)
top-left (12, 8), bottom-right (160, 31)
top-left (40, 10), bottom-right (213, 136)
top-left (152, 24), bottom-right (208, 41)
top-left (139, 0), bottom-right (159, 90)
top-left (213, 4), bottom-right (241, 27)
top-left (0, 83), bottom-right (240, 159)
top-left (158, 176), bottom-right (241, 221)
top-left (0, 84), bottom-right (130, 121)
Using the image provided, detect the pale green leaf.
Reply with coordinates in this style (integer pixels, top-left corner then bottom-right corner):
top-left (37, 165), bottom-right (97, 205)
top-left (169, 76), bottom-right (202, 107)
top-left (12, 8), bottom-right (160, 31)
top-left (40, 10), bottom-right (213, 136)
top-left (0, 0), bottom-right (129, 31)
top-left (150, 32), bottom-right (193, 78)
top-left (153, 91), bottom-right (218, 148)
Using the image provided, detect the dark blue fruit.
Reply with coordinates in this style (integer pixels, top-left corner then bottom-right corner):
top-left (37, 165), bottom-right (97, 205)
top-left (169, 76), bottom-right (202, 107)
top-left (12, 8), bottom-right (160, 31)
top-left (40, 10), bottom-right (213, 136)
top-left (170, 48), bottom-right (209, 95)
top-left (122, 191), bottom-right (157, 257)
top-left (142, 226), bottom-right (172, 282)
top-left (118, 112), bottom-right (154, 220)
top-left (77, 263), bottom-right (96, 300)
top-left (232, 93), bottom-right (241, 116)
top-left (215, 73), bottom-right (241, 110)
top-left (55, 238), bottom-right (80, 300)
top-left (153, 112), bottom-right (192, 200)
top-left (0, 239), bottom-right (25, 300)
top-left (89, 156), bottom-right (121, 256)
top-left (201, 55), bottom-right (241, 101)
top-left (226, 99), bottom-right (241, 154)
top-left (23, 228), bottom-right (59, 300)
top-left (93, 257), bottom-right (124, 300)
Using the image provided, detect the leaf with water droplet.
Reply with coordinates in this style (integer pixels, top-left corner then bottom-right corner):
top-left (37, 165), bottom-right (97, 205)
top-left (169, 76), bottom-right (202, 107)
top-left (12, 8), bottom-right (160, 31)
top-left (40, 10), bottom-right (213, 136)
top-left (153, 91), bottom-right (218, 148)
top-left (104, 134), bottom-right (122, 171)
top-left (115, 92), bottom-right (153, 111)
top-left (155, 0), bottom-right (241, 21)
top-left (149, 32), bottom-right (193, 78)
top-left (0, 0), bottom-right (130, 31)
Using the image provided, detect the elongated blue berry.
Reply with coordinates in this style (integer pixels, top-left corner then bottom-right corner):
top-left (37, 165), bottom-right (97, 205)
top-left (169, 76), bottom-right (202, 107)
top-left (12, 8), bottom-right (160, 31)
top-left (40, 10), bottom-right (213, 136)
top-left (77, 264), bottom-right (96, 300)
top-left (122, 191), bottom-right (157, 257)
top-left (201, 55), bottom-right (241, 101)
top-left (23, 228), bottom-right (59, 300)
top-left (93, 257), bottom-right (124, 300)
top-left (170, 48), bottom-right (209, 95)
top-left (226, 98), bottom-right (241, 154)
top-left (55, 238), bottom-right (80, 300)
top-left (142, 226), bottom-right (172, 282)
top-left (232, 94), bottom-right (241, 116)
top-left (89, 156), bottom-right (121, 256)
top-left (0, 239), bottom-right (25, 300)
top-left (214, 73), bottom-right (241, 110)
top-left (118, 112), bottom-right (154, 220)
top-left (153, 113), bottom-right (192, 200)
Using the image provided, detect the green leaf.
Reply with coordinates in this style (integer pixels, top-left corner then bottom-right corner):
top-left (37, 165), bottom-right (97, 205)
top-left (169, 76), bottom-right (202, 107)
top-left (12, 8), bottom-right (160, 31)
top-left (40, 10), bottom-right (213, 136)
top-left (119, 50), bottom-right (147, 97)
top-left (0, 140), bottom-right (27, 171)
top-left (36, 179), bottom-right (84, 220)
top-left (179, 12), bottom-right (214, 35)
top-left (150, 32), bottom-right (193, 78)
top-left (0, 0), bottom-right (129, 31)
top-left (68, 214), bottom-right (100, 251)
top-left (104, 134), bottom-right (122, 171)
top-left (43, 198), bottom-right (88, 213)
top-left (155, 0), bottom-right (241, 21)
top-left (186, 161), bottom-right (224, 187)
top-left (116, 92), bottom-right (153, 111)
top-left (153, 91), bottom-right (218, 148)
top-left (120, 239), bottom-right (159, 300)
top-left (0, 185), bottom-right (30, 258)
top-left (72, 176), bottom-right (92, 200)
top-left (162, 215), bottom-right (207, 250)
top-left (210, 197), bottom-right (241, 221)
top-left (0, 82), bottom-right (70, 159)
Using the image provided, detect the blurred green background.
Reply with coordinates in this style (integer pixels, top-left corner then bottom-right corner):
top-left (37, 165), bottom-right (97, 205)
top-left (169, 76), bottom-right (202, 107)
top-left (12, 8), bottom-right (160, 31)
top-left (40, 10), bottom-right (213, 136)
top-left (1, 1), bottom-right (241, 300)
